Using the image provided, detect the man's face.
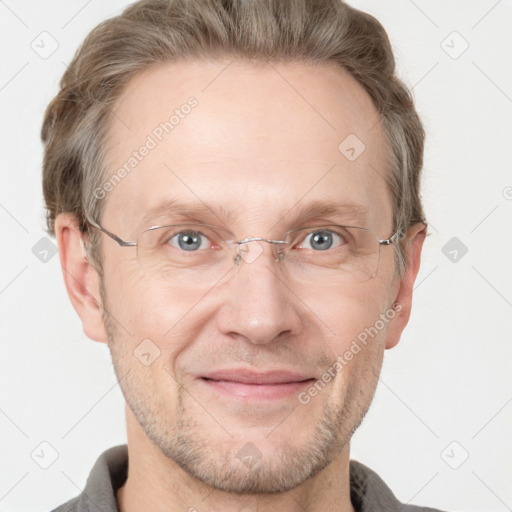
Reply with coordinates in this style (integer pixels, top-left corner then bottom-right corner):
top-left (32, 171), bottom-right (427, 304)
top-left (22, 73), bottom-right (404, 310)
top-left (99, 59), bottom-right (399, 493)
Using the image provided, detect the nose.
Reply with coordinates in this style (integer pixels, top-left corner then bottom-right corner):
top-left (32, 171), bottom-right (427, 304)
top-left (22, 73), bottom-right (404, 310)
top-left (215, 240), bottom-right (303, 345)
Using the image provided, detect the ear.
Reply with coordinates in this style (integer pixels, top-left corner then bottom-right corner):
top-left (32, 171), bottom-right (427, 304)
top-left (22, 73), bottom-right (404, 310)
top-left (385, 222), bottom-right (427, 349)
top-left (54, 213), bottom-right (108, 343)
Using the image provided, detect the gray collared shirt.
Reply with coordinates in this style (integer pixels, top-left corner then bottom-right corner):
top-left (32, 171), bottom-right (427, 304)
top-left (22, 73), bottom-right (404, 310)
top-left (51, 445), bottom-right (445, 512)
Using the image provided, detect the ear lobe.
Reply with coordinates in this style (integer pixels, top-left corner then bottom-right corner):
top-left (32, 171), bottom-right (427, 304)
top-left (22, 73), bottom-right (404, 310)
top-left (385, 223), bottom-right (427, 350)
top-left (54, 213), bottom-right (108, 343)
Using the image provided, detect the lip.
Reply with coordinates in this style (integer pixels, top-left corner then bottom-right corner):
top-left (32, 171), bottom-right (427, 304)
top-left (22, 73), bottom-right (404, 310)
top-left (200, 369), bottom-right (314, 384)
top-left (199, 369), bottom-right (316, 401)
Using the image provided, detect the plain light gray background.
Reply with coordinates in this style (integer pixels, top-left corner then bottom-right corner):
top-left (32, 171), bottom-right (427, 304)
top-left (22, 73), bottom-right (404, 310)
top-left (1, 1), bottom-right (511, 511)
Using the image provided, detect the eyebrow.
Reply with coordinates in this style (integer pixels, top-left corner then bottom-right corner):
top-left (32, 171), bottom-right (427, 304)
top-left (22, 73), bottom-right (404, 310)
top-left (283, 200), bottom-right (370, 225)
top-left (139, 198), bottom-right (371, 231)
top-left (139, 199), bottom-right (242, 230)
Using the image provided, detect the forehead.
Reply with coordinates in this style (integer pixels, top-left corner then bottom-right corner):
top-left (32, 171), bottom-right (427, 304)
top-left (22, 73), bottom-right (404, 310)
top-left (102, 59), bottom-right (392, 233)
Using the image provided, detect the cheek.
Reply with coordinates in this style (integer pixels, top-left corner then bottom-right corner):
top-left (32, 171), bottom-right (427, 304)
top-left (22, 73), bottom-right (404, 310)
top-left (103, 257), bottom-right (207, 338)
top-left (101, 262), bottom-right (220, 388)
top-left (298, 281), bottom-right (390, 349)
top-left (296, 280), bottom-right (391, 398)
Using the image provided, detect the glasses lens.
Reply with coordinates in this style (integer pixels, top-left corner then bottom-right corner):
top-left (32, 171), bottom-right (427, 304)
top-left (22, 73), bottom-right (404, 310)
top-left (137, 224), bottom-right (233, 285)
top-left (283, 225), bottom-right (380, 284)
top-left (136, 224), bottom-right (381, 285)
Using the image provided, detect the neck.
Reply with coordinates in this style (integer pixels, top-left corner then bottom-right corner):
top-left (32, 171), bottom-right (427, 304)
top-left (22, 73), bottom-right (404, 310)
top-left (117, 406), bottom-right (355, 512)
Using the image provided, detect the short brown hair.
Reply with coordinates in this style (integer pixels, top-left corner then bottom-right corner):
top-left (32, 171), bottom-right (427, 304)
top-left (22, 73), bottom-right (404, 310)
top-left (41, 0), bottom-right (426, 277)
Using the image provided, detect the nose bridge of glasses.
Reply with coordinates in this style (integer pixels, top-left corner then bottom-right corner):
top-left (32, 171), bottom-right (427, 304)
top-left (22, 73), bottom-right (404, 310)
top-left (233, 236), bottom-right (288, 265)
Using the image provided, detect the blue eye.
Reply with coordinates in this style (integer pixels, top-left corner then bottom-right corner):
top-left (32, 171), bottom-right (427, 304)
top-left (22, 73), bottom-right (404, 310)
top-left (301, 230), bottom-right (344, 251)
top-left (169, 231), bottom-right (210, 251)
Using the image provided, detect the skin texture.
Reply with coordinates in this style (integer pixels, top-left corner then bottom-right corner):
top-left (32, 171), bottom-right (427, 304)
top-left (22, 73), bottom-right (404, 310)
top-left (55, 59), bottom-right (426, 512)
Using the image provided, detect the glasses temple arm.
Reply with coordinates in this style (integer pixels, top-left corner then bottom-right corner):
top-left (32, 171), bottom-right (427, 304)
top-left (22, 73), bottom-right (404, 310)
top-left (378, 230), bottom-right (404, 246)
top-left (85, 216), bottom-right (137, 247)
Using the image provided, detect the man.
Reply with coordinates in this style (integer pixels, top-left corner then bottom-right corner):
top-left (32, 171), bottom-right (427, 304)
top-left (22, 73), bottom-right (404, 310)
top-left (42, 0), bottom-right (440, 510)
